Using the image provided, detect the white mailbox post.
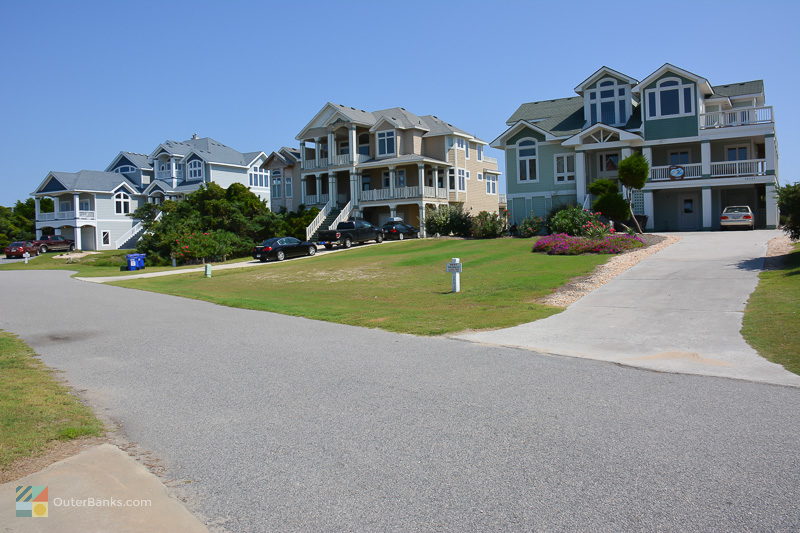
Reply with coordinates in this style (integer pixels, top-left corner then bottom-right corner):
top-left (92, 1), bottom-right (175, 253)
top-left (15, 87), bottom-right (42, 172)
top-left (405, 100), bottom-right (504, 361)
top-left (446, 257), bottom-right (462, 293)
top-left (205, 263), bottom-right (213, 278)
top-left (23, 251), bottom-right (30, 264)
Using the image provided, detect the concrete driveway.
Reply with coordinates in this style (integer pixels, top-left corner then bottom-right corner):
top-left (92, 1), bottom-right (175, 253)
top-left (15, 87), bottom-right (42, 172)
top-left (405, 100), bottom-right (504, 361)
top-left (0, 270), bottom-right (799, 531)
top-left (456, 230), bottom-right (800, 387)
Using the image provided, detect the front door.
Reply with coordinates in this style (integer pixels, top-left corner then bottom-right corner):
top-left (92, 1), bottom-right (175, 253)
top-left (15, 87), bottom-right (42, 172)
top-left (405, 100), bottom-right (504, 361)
top-left (678, 193), bottom-right (700, 231)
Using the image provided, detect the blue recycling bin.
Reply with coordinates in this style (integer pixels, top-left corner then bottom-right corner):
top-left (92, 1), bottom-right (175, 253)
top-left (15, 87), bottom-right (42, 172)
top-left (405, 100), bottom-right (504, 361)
top-left (126, 254), bottom-right (139, 271)
top-left (136, 253), bottom-right (146, 270)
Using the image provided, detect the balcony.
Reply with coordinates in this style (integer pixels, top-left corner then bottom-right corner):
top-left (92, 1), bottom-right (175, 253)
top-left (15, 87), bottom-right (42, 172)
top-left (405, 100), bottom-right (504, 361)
top-left (649, 159), bottom-right (767, 181)
top-left (303, 194), bottom-right (329, 205)
top-left (700, 106), bottom-right (773, 129)
top-left (301, 157), bottom-right (328, 170)
top-left (37, 211), bottom-right (96, 222)
top-left (156, 170), bottom-right (184, 181)
top-left (480, 156), bottom-right (498, 165)
top-left (359, 186), bottom-right (449, 202)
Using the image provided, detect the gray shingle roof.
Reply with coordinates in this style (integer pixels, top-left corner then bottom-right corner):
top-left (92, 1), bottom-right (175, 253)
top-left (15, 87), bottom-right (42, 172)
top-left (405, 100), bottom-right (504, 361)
top-left (156, 137), bottom-right (258, 166)
top-left (505, 96), bottom-right (586, 136)
top-left (710, 80), bottom-right (763, 98)
top-left (42, 170), bottom-right (140, 193)
top-left (121, 151), bottom-right (152, 169)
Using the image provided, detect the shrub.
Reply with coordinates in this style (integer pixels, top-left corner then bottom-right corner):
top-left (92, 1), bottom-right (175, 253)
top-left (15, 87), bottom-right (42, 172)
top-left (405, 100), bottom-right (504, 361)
top-left (425, 204), bottom-right (473, 237)
top-left (588, 179), bottom-right (618, 196)
top-left (172, 230), bottom-right (249, 263)
top-left (471, 211), bottom-right (506, 238)
top-left (777, 182), bottom-right (800, 240)
top-left (548, 206), bottom-right (606, 236)
top-left (517, 215), bottom-right (544, 238)
top-left (592, 192), bottom-right (630, 222)
top-left (532, 233), bottom-right (644, 255)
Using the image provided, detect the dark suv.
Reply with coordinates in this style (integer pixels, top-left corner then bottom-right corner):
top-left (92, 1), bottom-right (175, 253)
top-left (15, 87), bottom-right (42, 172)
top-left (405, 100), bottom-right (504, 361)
top-left (32, 235), bottom-right (75, 253)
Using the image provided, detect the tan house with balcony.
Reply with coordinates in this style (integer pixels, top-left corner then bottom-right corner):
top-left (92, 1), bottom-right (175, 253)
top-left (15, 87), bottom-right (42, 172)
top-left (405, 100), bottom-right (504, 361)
top-left (295, 103), bottom-right (502, 238)
top-left (493, 64), bottom-right (779, 231)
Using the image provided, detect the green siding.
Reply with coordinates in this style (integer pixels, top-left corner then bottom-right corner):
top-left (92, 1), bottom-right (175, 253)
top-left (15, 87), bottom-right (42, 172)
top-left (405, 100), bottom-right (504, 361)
top-left (505, 126), bottom-right (576, 196)
top-left (506, 127), bottom-right (545, 145)
top-left (643, 71), bottom-right (699, 140)
top-left (585, 74), bottom-right (628, 91)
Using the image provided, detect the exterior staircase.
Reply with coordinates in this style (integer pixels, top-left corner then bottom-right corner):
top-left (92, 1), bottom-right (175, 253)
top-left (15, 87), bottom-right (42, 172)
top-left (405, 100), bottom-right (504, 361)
top-left (310, 207), bottom-right (341, 242)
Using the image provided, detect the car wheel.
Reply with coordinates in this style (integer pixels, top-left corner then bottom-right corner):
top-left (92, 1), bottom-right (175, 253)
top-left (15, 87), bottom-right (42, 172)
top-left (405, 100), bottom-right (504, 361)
top-left (343, 238), bottom-right (352, 249)
top-left (398, 232), bottom-right (404, 240)
top-left (39, 245), bottom-right (48, 253)
top-left (415, 232), bottom-right (420, 239)
top-left (308, 246), bottom-right (316, 256)
top-left (69, 244), bottom-right (75, 252)
top-left (324, 244), bottom-right (333, 250)
top-left (276, 250), bottom-right (285, 261)
top-left (259, 257), bottom-right (267, 262)
top-left (376, 234), bottom-right (384, 243)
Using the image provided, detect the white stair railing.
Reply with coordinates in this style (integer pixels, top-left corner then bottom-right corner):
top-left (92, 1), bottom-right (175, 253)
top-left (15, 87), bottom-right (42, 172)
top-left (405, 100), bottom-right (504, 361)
top-left (305, 200), bottom-right (332, 241)
top-left (114, 211), bottom-right (162, 248)
top-left (327, 201), bottom-right (352, 232)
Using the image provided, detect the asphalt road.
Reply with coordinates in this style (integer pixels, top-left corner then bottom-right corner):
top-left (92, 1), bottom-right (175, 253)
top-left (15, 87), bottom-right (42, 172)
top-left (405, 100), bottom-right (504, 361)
top-left (1, 270), bottom-right (798, 532)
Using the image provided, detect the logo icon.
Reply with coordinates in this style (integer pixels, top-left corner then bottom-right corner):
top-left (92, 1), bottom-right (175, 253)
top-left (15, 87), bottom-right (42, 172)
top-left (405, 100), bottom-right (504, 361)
top-left (668, 165), bottom-right (686, 180)
top-left (16, 486), bottom-right (48, 518)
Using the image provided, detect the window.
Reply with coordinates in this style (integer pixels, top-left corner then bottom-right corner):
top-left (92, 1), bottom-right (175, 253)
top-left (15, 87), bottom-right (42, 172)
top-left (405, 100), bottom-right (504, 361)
top-left (485, 174), bottom-right (497, 194)
top-left (669, 151), bottom-right (690, 165)
top-left (271, 176), bottom-right (282, 198)
top-left (599, 152), bottom-right (619, 173)
top-left (358, 133), bottom-right (370, 156)
top-left (114, 191), bottom-right (131, 214)
top-left (726, 145), bottom-right (749, 161)
top-left (477, 145), bottom-right (483, 161)
top-left (456, 138), bottom-right (465, 150)
top-left (59, 200), bottom-right (71, 213)
top-left (645, 77), bottom-right (695, 119)
top-left (517, 138), bottom-right (537, 181)
top-left (457, 169), bottom-right (466, 191)
top-left (465, 142), bottom-right (470, 159)
top-left (188, 160), bottom-right (203, 179)
top-left (477, 173), bottom-right (484, 181)
top-left (382, 172), bottom-right (390, 188)
top-left (395, 170), bottom-right (406, 188)
top-left (285, 177), bottom-right (293, 198)
top-left (79, 199), bottom-right (91, 211)
top-left (102, 231), bottom-right (110, 245)
top-left (377, 130), bottom-right (395, 156)
top-left (554, 154), bottom-right (576, 182)
top-left (114, 165), bottom-right (136, 173)
top-left (448, 168), bottom-right (455, 190)
top-left (338, 141), bottom-right (349, 155)
top-left (586, 78), bottom-right (629, 126)
top-left (249, 167), bottom-right (269, 188)
top-left (361, 175), bottom-right (371, 191)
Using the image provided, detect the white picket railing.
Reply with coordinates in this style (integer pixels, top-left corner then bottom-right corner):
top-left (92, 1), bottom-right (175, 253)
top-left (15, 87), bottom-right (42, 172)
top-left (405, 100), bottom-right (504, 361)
top-left (330, 153), bottom-right (351, 166)
top-left (78, 210), bottom-right (95, 219)
top-left (301, 157), bottom-right (329, 170)
top-left (499, 194), bottom-right (507, 204)
top-left (115, 212), bottom-right (162, 248)
top-left (305, 200), bottom-right (332, 241)
top-left (39, 212), bottom-right (55, 221)
top-left (700, 106), bottom-right (773, 129)
top-left (710, 159), bottom-right (767, 177)
top-left (327, 201), bottom-right (352, 232)
top-left (650, 163), bottom-right (703, 181)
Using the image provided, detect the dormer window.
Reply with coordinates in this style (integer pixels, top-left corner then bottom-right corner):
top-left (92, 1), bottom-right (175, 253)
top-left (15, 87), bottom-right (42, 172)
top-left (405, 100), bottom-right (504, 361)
top-left (645, 77), bottom-right (695, 119)
top-left (188, 160), bottom-right (203, 179)
top-left (114, 165), bottom-right (136, 174)
top-left (377, 130), bottom-right (395, 156)
top-left (585, 78), bottom-right (630, 127)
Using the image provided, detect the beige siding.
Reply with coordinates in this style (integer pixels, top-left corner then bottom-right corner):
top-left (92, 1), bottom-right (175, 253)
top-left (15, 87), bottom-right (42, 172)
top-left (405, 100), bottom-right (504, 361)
top-left (422, 136), bottom-right (446, 160)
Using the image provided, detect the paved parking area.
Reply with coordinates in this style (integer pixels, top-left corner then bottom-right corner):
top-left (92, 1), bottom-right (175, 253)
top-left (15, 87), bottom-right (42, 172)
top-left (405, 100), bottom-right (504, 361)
top-left (456, 230), bottom-right (800, 387)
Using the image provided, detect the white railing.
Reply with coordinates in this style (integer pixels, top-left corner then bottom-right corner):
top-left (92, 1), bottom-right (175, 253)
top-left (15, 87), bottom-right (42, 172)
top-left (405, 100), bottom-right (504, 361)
top-left (78, 210), bottom-right (95, 219)
top-left (305, 200), bottom-right (332, 241)
top-left (328, 201), bottom-right (352, 231)
top-left (331, 154), bottom-right (351, 166)
top-left (59, 210), bottom-right (75, 219)
top-left (359, 186), bottom-right (426, 202)
top-left (156, 171), bottom-right (184, 181)
top-left (354, 153), bottom-right (371, 163)
top-left (700, 106), bottom-right (773, 129)
top-left (359, 188), bottom-right (393, 202)
top-left (301, 157), bottom-right (329, 170)
top-left (304, 194), bottom-right (329, 205)
top-left (650, 163), bottom-right (703, 181)
top-left (422, 186), bottom-right (449, 199)
top-left (499, 194), bottom-right (507, 204)
top-left (481, 156), bottom-right (498, 164)
top-left (39, 212), bottom-right (55, 221)
top-left (114, 212), bottom-right (161, 248)
top-left (710, 159), bottom-right (767, 178)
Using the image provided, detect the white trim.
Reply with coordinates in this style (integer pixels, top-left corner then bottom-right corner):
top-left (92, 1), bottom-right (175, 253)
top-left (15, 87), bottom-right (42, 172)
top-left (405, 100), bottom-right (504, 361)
top-left (632, 63), bottom-right (712, 95)
top-left (644, 77), bottom-right (696, 120)
top-left (516, 137), bottom-right (539, 183)
top-left (574, 66), bottom-right (639, 93)
top-left (562, 122), bottom-right (642, 147)
top-left (491, 120), bottom-right (556, 148)
top-left (553, 153), bottom-right (576, 183)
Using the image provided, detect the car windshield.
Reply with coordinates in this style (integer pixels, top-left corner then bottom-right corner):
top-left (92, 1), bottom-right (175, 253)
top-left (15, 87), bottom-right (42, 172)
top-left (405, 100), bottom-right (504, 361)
top-left (9, 242), bottom-right (25, 246)
top-left (337, 222), bottom-right (355, 229)
top-left (260, 239), bottom-right (278, 246)
top-left (724, 207), bottom-right (750, 213)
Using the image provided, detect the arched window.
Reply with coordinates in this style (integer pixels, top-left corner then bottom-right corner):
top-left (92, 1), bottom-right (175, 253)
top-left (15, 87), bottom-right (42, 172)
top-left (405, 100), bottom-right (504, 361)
top-left (585, 77), bottom-right (629, 126)
top-left (645, 77), bottom-right (695, 119)
top-left (114, 165), bottom-right (136, 174)
top-left (187, 160), bottom-right (203, 179)
top-left (517, 138), bottom-right (537, 181)
top-left (114, 192), bottom-right (131, 214)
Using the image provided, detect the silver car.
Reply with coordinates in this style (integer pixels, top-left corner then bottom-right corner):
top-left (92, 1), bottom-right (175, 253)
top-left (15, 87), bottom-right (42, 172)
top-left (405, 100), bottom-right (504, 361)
top-left (720, 205), bottom-right (754, 230)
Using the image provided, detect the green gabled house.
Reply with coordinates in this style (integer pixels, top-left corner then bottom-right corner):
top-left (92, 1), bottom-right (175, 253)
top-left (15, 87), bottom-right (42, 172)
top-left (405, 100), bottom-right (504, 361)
top-left (493, 64), bottom-right (779, 231)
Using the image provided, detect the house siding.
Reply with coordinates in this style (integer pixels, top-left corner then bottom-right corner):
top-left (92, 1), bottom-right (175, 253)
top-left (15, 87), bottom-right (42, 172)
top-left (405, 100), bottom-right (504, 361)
top-left (643, 72), bottom-right (699, 140)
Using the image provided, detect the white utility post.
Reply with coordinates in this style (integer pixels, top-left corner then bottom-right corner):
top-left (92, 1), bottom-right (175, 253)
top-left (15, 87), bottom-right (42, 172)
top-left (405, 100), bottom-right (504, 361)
top-left (446, 257), bottom-right (462, 293)
top-left (23, 250), bottom-right (30, 264)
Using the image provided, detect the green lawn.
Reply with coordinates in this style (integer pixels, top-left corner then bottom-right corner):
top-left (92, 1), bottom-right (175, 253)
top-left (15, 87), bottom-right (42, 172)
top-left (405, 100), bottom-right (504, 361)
top-left (742, 242), bottom-right (800, 375)
top-left (0, 249), bottom-right (252, 278)
top-left (0, 331), bottom-right (103, 470)
top-left (112, 239), bottom-right (610, 335)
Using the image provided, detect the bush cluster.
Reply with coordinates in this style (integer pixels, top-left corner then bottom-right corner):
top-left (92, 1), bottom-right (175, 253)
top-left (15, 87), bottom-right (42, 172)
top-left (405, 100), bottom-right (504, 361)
top-left (471, 211), bottom-right (507, 238)
top-left (425, 204), bottom-right (475, 237)
top-left (517, 215), bottom-right (544, 238)
top-left (777, 182), bottom-right (800, 240)
top-left (548, 207), bottom-right (611, 237)
top-left (532, 233), bottom-right (645, 255)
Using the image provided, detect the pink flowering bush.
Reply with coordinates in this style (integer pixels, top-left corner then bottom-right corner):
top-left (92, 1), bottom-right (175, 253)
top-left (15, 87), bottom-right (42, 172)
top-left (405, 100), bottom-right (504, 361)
top-left (548, 207), bottom-right (612, 237)
top-left (533, 233), bottom-right (644, 255)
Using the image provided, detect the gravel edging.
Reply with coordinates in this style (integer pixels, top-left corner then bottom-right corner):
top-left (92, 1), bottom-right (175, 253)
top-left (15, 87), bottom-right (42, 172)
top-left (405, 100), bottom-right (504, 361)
top-left (765, 234), bottom-right (795, 270)
top-left (539, 234), bottom-right (680, 307)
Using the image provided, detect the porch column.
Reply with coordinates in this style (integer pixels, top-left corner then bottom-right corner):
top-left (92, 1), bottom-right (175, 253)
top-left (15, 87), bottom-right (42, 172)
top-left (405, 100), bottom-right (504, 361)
top-left (349, 170), bottom-right (358, 205)
top-left (417, 163), bottom-right (426, 196)
top-left (643, 191), bottom-right (655, 230)
top-left (701, 187), bottom-right (713, 230)
top-left (74, 225), bottom-right (82, 250)
top-left (389, 206), bottom-right (397, 218)
top-left (765, 134), bottom-right (776, 174)
top-left (433, 167), bottom-right (441, 197)
top-left (349, 125), bottom-right (357, 161)
top-left (701, 141), bottom-right (711, 177)
top-left (299, 141), bottom-right (306, 167)
top-left (300, 176), bottom-right (306, 204)
top-left (418, 204), bottom-right (426, 238)
top-left (765, 184), bottom-right (779, 229)
top-left (642, 146), bottom-right (653, 183)
top-left (53, 195), bottom-right (59, 218)
top-left (328, 173), bottom-right (337, 205)
top-left (73, 193), bottom-right (80, 215)
top-left (36, 228), bottom-right (42, 239)
top-left (327, 130), bottom-right (335, 163)
top-left (575, 151), bottom-right (587, 205)
top-left (389, 166), bottom-right (396, 199)
top-left (621, 147), bottom-right (632, 160)
top-left (34, 197), bottom-right (41, 221)
top-left (315, 175), bottom-right (322, 203)
top-left (314, 137), bottom-right (322, 168)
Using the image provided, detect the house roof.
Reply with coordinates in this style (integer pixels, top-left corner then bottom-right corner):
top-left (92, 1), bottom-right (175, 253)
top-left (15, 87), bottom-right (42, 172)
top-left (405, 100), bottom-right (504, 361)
top-left (154, 136), bottom-right (260, 167)
top-left (574, 66), bottom-right (639, 94)
top-left (505, 96), bottom-right (586, 136)
top-left (121, 151), bottom-right (152, 169)
top-left (710, 80), bottom-right (764, 98)
top-left (35, 170), bottom-right (141, 195)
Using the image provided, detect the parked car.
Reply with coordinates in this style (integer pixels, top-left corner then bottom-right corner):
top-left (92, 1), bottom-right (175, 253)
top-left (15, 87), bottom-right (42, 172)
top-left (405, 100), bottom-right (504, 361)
top-left (720, 206), bottom-right (754, 230)
top-left (252, 237), bottom-right (317, 262)
top-left (32, 235), bottom-right (75, 253)
top-left (317, 219), bottom-right (384, 249)
top-left (381, 220), bottom-right (419, 240)
top-left (4, 241), bottom-right (39, 259)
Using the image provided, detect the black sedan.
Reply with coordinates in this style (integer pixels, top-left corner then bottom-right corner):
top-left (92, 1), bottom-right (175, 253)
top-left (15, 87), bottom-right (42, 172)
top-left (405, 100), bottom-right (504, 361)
top-left (381, 221), bottom-right (419, 240)
top-left (253, 237), bottom-right (317, 262)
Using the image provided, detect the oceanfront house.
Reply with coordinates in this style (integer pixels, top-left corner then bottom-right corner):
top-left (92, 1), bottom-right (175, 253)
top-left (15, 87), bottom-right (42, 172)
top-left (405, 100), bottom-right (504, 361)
top-left (263, 146), bottom-right (302, 213)
top-left (295, 103), bottom-right (503, 238)
top-left (492, 64), bottom-right (779, 231)
top-left (31, 136), bottom-right (270, 250)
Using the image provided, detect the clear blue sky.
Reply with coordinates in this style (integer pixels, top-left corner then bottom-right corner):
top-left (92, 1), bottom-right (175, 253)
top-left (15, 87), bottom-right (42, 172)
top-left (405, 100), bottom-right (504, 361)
top-left (1, 0), bottom-right (798, 205)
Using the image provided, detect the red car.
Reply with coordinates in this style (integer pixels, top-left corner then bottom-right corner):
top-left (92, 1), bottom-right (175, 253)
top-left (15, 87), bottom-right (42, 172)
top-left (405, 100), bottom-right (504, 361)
top-left (4, 241), bottom-right (40, 259)
top-left (32, 234), bottom-right (75, 253)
